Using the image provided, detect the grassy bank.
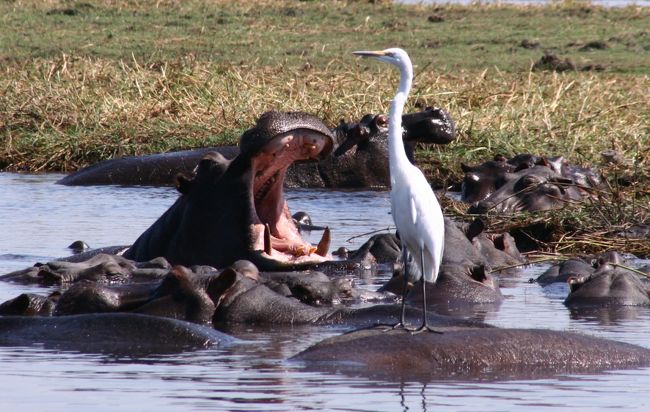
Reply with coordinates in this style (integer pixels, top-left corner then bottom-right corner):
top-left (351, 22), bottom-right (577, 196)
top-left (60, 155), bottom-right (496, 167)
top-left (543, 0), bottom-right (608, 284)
top-left (2, 1), bottom-right (649, 172)
top-left (1, 1), bottom-right (648, 255)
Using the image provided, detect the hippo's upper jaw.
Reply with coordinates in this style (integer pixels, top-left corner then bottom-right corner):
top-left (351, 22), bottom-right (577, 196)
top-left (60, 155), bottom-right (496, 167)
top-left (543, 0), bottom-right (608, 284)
top-left (248, 129), bottom-right (332, 266)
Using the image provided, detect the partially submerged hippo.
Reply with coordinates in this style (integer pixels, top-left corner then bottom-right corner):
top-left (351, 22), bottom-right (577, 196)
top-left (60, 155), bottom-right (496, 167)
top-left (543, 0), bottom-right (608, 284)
top-left (209, 267), bottom-right (483, 329)
top-left (535, 252), bottom-right (650, 308)
top-left (291, 327), bottom-right (650, 381)
top-left (0, 260), bottom-right (483, 330)
top-left (468, 165), bottom-right (587, 214)
top-left (124, 111), bottom-right (336, 270)
top-left (372, 218), bottom-right (523, 312)
top-left (565, 266), bottom-right (650, 307)
top-left (58, 108), bottom-right (455, 189)
top-left (0, 313), bottom-right (233, 354)
top-left (0, 253), bottom-right (170, 285)
top-left (461, 154), bottom-right (600, 213)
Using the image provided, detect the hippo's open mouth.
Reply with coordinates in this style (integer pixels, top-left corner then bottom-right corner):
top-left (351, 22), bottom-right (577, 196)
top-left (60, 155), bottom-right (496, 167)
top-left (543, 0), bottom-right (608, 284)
top-left (249, 129), bottom-right (332, 264)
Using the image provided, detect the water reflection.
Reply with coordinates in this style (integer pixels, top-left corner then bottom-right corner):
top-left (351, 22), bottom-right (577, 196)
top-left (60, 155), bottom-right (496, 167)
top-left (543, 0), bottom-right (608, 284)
top-left (1, 173), bottom-right (650, 411)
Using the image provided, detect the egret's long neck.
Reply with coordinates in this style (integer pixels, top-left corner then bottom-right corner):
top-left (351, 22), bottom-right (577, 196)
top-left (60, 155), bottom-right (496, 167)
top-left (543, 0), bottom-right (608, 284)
top-left (388, 64), bottom-right (413, 180)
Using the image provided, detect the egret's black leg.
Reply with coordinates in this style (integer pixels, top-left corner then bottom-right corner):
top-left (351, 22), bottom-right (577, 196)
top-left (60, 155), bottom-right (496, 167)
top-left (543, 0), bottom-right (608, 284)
top-left (394, 248), bottom-right (410, 329)
top-left (387, 246), bottom-right (410, 330)
top-left (411, 248), bottom-right (442, 335)
top-left (375, 245), bottom-right (410, 332)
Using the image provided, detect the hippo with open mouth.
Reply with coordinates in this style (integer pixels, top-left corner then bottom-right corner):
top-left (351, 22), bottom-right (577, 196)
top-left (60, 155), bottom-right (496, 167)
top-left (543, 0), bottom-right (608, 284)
top-left (124, 111), bottom-right (335, 270)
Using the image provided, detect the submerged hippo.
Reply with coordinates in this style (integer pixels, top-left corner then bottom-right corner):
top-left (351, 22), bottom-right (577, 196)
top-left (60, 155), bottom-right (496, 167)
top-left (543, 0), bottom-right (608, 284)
top-left (461, 154), bottom-right (601, 212)
top-left (291, 327), bottom-right (650, 380)
top-left (371, 218), bottom-right (523, 312)
top-left (58, 108), bottom-right (455, 189)
top-left (565, 266), bottom-right (650, 307)
top-left (124, 111), bottom-right (336, 270)
top-left (534, 252), bottom-right (650, 308)
top-left (0, 313), bottom-right (233, 354)
top-left (468, 165), bottom-right (587, 214)
top-left (0, 260), bottom-right (483, 331)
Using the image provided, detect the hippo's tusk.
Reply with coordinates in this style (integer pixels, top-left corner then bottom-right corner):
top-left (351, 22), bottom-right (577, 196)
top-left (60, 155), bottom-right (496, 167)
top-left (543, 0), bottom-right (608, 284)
top-left (264, 224), bottom-right (272, 255)
top-left (315, 227), bottom-right (331, 257)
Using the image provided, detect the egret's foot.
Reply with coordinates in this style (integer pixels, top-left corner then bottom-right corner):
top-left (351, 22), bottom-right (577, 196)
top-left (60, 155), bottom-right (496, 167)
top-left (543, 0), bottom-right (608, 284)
top-left (388, 321), bottom-right (409, 331)
top-left (371, 322), bottom-right (409, 332)
top-left (409, 324), bottom-right (443, 335)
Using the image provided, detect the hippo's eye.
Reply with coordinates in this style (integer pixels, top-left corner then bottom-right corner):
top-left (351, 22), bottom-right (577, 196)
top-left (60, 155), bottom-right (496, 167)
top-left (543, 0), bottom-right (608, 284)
top-left (521, 175), bottom-right (541, 186)
top-left (514, 174), bottom-right (543, 193)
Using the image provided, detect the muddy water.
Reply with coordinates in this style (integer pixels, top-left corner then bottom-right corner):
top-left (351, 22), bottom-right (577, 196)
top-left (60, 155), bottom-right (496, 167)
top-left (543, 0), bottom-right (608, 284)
top-left (0, 172), bottom-right (649, 412)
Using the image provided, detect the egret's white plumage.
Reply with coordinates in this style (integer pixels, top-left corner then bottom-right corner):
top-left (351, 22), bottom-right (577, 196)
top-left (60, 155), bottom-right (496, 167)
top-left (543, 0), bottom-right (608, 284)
top-left (353, 48), bottom-right (444, 331)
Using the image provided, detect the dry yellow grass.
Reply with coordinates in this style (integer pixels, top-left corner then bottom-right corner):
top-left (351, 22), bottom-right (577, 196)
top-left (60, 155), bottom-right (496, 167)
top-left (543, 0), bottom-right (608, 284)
top-left (2, 55), bottom-right (648, 176)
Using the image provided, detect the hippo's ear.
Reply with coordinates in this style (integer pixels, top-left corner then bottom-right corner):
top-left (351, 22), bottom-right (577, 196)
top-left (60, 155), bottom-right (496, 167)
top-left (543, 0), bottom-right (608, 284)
top-left (175, 173), bottom-right (194, 195)
top-left (0, 293), bottom-right (31, 315)
top-left (469, 265), bottom-right (488, 283)
top-left (460, 163), bottom-right (473, 173)
top-left (466, 218), bottom-right (485, 241)
top-left (206, 268), bottom-right (239, 303)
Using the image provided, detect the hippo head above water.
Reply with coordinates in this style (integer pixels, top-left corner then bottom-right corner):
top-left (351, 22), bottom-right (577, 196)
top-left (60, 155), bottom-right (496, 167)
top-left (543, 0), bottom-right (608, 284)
top-left (333, 107), bottom-right (455, 165)
top-left (124, 111), bottom-right (335, 270)
top-left (468, 166), bottom-right (584, 214)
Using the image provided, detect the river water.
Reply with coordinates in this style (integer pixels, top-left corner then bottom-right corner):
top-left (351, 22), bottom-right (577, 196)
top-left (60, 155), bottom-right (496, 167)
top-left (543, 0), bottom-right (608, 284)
top-left (0, 172), bottom-right (649, 411)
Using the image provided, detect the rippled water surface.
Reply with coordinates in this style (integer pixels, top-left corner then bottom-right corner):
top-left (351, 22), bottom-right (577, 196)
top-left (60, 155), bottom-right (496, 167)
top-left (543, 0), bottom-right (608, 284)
top-left (1, 172), bottom-right (649, 411)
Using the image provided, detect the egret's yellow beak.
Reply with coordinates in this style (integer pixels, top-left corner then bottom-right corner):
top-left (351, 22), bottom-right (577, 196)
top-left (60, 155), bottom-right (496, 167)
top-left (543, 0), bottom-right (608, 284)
top-left (352, 50), bottom-right (386, 58)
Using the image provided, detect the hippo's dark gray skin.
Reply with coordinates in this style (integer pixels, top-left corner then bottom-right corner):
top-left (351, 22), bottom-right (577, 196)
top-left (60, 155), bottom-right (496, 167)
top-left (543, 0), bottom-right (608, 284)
top-left (351, 218), bottom-right (524, 270)
top-left (0, 259), bottom-right (389, 325)
top-left (211, 268), bottom-right (485, 329)
top-left (533, 252), bottom-right (650, 308)
top-left (461, 154), bottom-right (601, 207)
top-left (291, 327), bottom-right (650, 381)
top-left (324, 107), bottom-right (455, 188)
top-left (261, 270), bottom-right (359, 305)
top-left (53, 266), bottom-right (220, 325)
top-left (536, 257), bottom-right (594, 286)
top-left (29, 262), bottom-right (482, 329)
top-left (57, 146), bottom-right (240, 186)
top-left (0, 253), bottom-right (171, 285)
top-left (460, 154), bottom-right (557, 203)
top-left (58, 108), bottom-right (455, 189)
top-left (405, 265), bottom-right (503, 314)
top-left (375, 217), bottom-right (522, 309)
top-left (468, 165), bottom-right (586, 214)
top-left (0, 313), bottom-right (234, 354)
top-left (0, 293), bottom-right (58, 316)
top-left (565, 266), bottom-right (650, 307)
top-left (535, 251), bottom-right (626, 286)
top-left (123, 111), bottom-right (337, 271)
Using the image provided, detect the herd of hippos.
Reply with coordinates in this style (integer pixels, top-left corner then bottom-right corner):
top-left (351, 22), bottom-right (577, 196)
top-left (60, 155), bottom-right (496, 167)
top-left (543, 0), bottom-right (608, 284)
top-left (2, 107), bottom-right (650, 380)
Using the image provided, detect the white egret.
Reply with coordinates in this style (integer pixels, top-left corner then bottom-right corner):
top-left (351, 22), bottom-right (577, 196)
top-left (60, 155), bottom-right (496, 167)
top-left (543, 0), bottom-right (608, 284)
top-left (353, 48), bottom-right (445, 333)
